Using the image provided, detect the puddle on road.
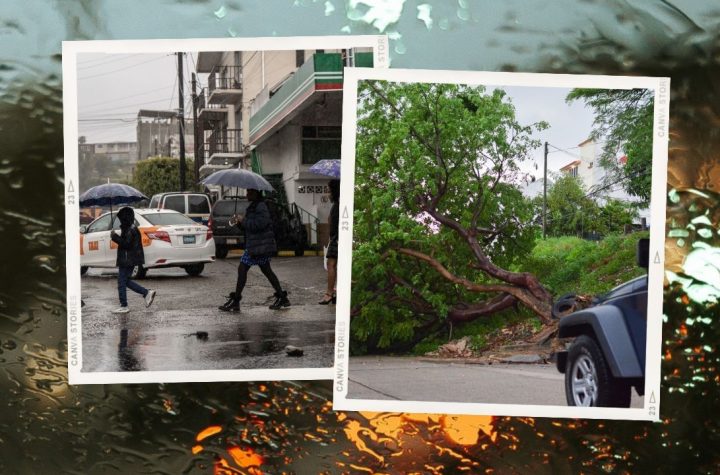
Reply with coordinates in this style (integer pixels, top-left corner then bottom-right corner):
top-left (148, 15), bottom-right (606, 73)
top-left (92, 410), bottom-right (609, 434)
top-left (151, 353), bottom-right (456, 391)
top-left (83, 318), bottom-right (335, 372)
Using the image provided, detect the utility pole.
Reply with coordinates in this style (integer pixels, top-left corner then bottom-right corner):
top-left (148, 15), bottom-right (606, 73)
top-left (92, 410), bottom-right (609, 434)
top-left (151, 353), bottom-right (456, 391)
top-left (542, 141), bottom-right (548, 239)
top-left (191, 72), bottom-right (200, 186)
top-left (177, 52), bottom-right (186, 192)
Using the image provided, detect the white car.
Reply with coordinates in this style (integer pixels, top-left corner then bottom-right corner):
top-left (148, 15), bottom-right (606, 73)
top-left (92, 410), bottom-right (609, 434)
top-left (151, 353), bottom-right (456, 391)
top-left (80, 209), bottom-right (215, 278)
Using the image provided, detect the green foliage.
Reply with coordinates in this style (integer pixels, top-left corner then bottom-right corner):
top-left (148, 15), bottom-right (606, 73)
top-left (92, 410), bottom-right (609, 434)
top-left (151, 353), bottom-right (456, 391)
top-left (351, 80), bottom-right (546, 351)
top-left (412, 232), bottom-right (647, 355)
top-left (539, 174), bottom-right (638, 237)
top-left (132, 157), bottom-right (199, 198)
top-left (521, 231), bottom-right (648, 297)
top-left (566, 88), bottom-right (654, 204)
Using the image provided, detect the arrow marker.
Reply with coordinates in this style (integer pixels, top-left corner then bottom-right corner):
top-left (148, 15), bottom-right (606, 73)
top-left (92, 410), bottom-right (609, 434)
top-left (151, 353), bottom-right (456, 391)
top-left (654, 251), bottom-right (661, 264)
top-left (67, 180), bottom-right (75, 193)
top-left (649, 391), bottom-right (656, 404)
top-left (342, 206), bottom-right (349, 219)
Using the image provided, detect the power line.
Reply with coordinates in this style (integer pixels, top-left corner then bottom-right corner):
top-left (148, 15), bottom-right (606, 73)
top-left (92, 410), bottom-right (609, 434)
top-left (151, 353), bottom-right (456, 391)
top-left (81, 85), bottom-right (173, 111)
top-left (77, 53), bottom-right (140, 67)
top-left (78, 55), bottom-right (171, 81)
top-left (77, 54), bottom-right (145, 71)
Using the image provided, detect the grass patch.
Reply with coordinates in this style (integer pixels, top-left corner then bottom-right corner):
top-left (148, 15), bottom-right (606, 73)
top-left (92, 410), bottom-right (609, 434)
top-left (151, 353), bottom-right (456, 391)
top-left (414, 232), bottom-right (648, 355)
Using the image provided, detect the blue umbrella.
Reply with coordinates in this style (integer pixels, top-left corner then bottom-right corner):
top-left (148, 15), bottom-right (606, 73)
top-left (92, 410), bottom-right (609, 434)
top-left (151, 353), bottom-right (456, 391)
top-left (79, 183), bottom-right (148, 218)
top-left (201, 168), bottom-right (274, 191)
top-left (308, 159), bottom-right (341, 178)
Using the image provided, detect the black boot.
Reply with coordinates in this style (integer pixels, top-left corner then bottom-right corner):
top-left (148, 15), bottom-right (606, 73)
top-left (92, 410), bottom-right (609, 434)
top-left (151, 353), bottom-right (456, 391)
top-left (269, 290), bottom-right (290, 310)
top-left (219, 292), bottom-right (240, 312)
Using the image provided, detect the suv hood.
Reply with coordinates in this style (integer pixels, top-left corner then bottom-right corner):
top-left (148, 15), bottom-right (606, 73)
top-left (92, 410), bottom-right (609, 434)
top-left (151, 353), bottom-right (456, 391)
top-left (594, 274), bottom-right (648, 305)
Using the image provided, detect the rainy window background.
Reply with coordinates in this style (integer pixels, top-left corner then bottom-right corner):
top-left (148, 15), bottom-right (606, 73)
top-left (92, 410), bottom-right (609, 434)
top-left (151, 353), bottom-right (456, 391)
top-left (1, 0), bottom-right (719, 473)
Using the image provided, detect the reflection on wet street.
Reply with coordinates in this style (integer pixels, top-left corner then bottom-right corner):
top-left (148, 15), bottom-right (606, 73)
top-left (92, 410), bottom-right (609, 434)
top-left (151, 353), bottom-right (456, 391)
top-left (80, 257), bottom-right (335, 372)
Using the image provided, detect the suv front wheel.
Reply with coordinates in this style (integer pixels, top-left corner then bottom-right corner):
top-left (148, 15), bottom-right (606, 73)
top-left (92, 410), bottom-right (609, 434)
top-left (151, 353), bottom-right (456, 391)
top-left (565, 335), bottom-right (632, 408)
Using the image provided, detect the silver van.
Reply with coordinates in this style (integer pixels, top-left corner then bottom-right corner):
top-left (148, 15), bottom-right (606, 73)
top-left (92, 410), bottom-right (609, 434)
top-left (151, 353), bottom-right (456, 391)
top-left (149, 192), bottom-right (212, 225)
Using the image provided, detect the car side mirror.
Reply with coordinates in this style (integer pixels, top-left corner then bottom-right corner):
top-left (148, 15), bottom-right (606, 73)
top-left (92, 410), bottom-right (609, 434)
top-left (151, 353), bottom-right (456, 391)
top-left (637, 238), bottom-right (650, 268)
top-left (80, 225), bottom-right (88, 234)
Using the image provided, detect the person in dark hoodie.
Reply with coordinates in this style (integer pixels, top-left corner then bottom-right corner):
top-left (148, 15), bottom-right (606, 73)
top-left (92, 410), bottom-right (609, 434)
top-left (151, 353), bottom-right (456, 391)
top-left (110, 207), bottom-right (156, 314)
top-left (219, 189), bottom-right (290, 312)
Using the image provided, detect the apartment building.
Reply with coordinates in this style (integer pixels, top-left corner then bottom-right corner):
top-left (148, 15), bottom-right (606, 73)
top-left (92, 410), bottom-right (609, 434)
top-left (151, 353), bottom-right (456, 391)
top-left (195, 48), bottom-right (373, 245)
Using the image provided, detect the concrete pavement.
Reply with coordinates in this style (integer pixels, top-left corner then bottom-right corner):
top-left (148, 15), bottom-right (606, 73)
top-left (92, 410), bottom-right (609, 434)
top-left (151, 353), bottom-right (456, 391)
top-left (347, 356), bottom-right (644, 407)
top-left (80, 256), bottom-right (336, 372)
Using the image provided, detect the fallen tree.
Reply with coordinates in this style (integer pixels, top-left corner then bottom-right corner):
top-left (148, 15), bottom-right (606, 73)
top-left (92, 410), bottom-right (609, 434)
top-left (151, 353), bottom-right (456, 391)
top-left (351, 81), bottom-right (554, 352)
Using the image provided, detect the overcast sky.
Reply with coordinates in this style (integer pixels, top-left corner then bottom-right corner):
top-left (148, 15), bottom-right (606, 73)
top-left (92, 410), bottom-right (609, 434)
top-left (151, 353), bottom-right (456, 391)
top-left (76, 54), bottom-right (596, 178)
top-left (497, 85), bottom-right (595, 178)
top-left (77, 52), bottom-right (202, 143)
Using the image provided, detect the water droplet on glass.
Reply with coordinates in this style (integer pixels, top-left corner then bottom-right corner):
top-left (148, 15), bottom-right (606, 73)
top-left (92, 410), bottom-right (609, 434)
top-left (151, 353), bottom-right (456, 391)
top-left (394, 40), bottom-right (407, 55)
top-left (457, 8), bottom-right (470, 21)
top-left (325, 1), bottom-right (335, 16)
top-left (417, 4), bottom-right (433, 29)
top-left (439, 17), bottom-right (450, 30)
top-left (214, 5), bottom-right (227, 20)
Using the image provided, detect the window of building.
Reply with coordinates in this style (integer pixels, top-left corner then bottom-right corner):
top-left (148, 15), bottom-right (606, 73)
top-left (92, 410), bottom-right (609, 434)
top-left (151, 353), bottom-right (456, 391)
top-left (569, 166), bottom-right (578, 177)
top-left (301, 126), bottom-right (341, 165)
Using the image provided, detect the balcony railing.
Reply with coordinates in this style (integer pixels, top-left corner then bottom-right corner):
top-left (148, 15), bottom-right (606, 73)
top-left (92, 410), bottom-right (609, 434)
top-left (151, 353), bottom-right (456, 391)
top-left (208, 65), bottom-right (242, 93)
top-left (207, 128), bottom-right (243, 155)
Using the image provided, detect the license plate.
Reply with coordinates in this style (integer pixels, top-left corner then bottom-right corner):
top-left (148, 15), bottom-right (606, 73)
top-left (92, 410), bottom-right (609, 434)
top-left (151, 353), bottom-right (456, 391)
top-left (183, 235), bottom-right (196, 244)
top-left (226, 238), bottom-right (237, 244)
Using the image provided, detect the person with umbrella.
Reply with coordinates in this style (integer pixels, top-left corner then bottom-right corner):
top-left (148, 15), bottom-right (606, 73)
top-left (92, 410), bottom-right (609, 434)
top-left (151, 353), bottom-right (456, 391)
top-left (309, 160), bottom-right (341, 305)
top-left (110, 207), bottom-right (156, 314)
top-left (79, 183), bottom-right (155, 313)
top-left (202, 169), bottom-right (290, 312)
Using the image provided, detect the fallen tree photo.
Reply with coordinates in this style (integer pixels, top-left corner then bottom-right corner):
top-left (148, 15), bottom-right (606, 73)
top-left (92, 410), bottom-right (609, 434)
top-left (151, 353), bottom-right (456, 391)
top-left (351, 80), bottom-right (555, 352)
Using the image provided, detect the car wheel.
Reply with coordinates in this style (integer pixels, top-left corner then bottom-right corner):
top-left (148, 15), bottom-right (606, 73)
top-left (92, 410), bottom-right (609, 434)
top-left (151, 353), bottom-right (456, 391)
top-left (215, 245), bottom-right (229, 259)
top-left (294, 244), bottom-right (305, 257)
top-left (131, 265), bottom-right (147, 279)
top-left (185, 263), bottom-right (204, 277)
top-left (80, 266), bottom-right (88, 276)
top-left (564, 335), bottom-right (632, 408)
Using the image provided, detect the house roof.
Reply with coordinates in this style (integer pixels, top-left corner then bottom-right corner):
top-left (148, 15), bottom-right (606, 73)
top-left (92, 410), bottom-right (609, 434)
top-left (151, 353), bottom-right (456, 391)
top-left (560, 160), bottom-right (581, 171)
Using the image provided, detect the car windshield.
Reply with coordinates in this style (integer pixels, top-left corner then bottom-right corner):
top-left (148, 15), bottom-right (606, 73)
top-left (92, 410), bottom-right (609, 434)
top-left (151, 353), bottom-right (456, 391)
top-left (213, 200), bottom-right (250, 216)
top-left (142, 212), bottom-right (197, 226)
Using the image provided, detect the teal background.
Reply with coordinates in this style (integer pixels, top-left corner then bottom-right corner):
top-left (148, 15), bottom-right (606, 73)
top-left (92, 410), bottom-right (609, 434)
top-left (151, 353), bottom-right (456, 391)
top-left (1, 1), bottom-right (719, 473)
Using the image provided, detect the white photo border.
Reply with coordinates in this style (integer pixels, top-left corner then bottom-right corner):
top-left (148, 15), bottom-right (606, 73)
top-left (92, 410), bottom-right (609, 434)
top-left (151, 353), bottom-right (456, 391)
top-left (333, 67), bottom-right (669, 421)
top-left (63, 35), bottom-right (389, 385)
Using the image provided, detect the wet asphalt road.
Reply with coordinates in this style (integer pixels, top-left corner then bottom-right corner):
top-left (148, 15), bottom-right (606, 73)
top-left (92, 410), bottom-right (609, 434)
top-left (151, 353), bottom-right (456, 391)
top-left (347, 356), bottom-right (644, 408)
top-left (80, 255), bottom-right (336, 372)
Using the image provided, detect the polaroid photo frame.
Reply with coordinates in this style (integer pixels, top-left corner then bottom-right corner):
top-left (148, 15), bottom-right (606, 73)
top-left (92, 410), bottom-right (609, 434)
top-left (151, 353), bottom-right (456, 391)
top-left (333, 67), bottom-right (669, 421)
top-left (63, 35), bottom-right (388, 385)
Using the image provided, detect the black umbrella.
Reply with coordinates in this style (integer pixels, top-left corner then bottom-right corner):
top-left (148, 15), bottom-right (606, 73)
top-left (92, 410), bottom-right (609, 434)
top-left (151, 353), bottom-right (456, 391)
top-left (201, 168), bottom-right (274, 216)
top-left (79, 183), bottom-right (148, 220)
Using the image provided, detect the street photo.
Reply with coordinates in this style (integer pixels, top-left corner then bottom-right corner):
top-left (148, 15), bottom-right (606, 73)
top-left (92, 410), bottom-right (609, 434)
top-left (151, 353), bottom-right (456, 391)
top-left (63, 36), bottom-right (388, 384)
top-left (333, 68), bottom-right (669, 420)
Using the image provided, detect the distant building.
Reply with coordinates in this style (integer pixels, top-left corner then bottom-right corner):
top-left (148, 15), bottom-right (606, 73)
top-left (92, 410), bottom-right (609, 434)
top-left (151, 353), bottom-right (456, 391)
top-left (136, 110), bottom-right (195, 161)
top-left (93, 141), bottom-right (138, 162)
top-left (78, 136), bottom-right (138, 162)
top-left (560, 138), bottom-right (649, 224)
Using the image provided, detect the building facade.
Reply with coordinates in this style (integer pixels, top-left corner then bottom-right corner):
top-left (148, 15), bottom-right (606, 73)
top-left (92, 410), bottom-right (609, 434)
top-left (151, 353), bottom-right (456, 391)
top-left (195, 48), bottom-right (373, 246)
top-left (560, 138), bottom-right (649, 224)
top-left (136, 110), bottom-right (195, 161)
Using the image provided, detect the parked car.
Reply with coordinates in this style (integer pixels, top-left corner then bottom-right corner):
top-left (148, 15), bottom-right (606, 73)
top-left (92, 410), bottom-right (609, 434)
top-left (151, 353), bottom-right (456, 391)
top-left (209, 197), bottom-right (308, 259)
top-left (148, 192), bottom-right (212, 225)
top-left (554, 238), bottom-right (649, 408)
top-left (80, 209), bottom-right (215, 278)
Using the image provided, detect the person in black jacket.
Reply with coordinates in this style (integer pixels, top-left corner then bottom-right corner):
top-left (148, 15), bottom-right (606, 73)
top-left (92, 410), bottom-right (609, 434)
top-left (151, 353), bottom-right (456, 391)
top-left (319, 179), bottom-right (340, 305)
top-left (110, 207), bottom-right (156, 314)
top-left (219, 189), bottom-right (290, 312)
